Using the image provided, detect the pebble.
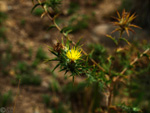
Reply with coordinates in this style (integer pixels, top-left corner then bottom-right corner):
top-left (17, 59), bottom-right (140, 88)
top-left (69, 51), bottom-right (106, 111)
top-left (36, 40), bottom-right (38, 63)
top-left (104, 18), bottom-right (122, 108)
top-left (0, 1), bottom-right (7, 12)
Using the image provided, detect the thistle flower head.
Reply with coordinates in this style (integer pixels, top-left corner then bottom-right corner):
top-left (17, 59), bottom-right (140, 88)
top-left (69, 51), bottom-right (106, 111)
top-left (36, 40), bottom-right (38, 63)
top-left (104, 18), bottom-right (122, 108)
top-left (66, 47), bottom-right (82, 61)
top-left (112, 9), bottom-right (141, 36)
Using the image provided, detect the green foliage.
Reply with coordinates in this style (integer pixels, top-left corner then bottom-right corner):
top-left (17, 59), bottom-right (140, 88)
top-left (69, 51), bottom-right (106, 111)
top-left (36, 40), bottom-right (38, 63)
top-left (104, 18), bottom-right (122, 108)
top-left (67, 2), bottom-right (79, 15)
top-left (0, 12), bottom-right (7, 25)
top-left (17, 74), bottom-right (41, 85)
top-left (117, 53), bottom-right (130, 70)
top-left (28, 48), bottom-right (33, 60)
top-left (60, 14), bottom-right (90, 34)
top-left (52, 103), bottom-right (68, 113)
top-left (33, 8), bottom-right (44, 16)
top-left (0, 12), bottom-right (7, 42)
top-left (0, 27), bottom-right (7, 41)
top-left (42, 94), bottom-right (51, 107)
top-left (68, 14), bottom-right (89, 32)
top-left (0, 45), bottom-right (12, 75)
top-left (63, 82), bottom-right (87, 94)
top-left (128, 63), bottom-right (150, 112)
top-left (0, 91), bottom-right (13, 107)
top-left (20, 19), bottom-right (26, 26)
top-left (107, 35), bottom-right (131, 46)
top-left (0, 53), bottom-right (12, 69)
top-left (31, 0), bottom-right (61, 15)
top-left (16, 62), bottom-right (33, 74)
top-left (87, 70), bottom-right (105, 89)
top-left (32, 47), bottom-right (48, 68)
top-left (62, 81), bottom-right (103, 113)
top-left (44, 67), bottom-right (52, 74)
top-left (88, 44), bottom-right (107, 64)
top-left (117, 104), bottom-right (142, 113)
top-left (46, 0), bottom-right (61, 11)
top-left (32, 59), bottom-right (40, 68)
top-left (49, 79), bottom-right (61, 93)
top-left (36, 47), bottom-right (48, 60)
top-left (13, 61), bottom-right (42, 86)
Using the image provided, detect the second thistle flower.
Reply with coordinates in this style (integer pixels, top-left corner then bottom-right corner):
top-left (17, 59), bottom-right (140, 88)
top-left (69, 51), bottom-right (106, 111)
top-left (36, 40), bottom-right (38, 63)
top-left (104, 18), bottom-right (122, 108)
top-left (112, 9), bottom-right (141, 36)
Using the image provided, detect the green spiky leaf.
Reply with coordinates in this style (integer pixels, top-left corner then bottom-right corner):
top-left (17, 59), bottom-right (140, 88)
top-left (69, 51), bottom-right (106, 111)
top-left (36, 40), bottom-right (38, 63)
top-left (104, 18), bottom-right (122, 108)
top-left (52, 63), bottom-right (60, 72)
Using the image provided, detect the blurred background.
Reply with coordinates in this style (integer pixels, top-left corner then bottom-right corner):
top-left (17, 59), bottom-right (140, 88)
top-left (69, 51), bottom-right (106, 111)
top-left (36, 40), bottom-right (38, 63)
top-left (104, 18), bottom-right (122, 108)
top-left (0, 0), bottom-right (150, 113)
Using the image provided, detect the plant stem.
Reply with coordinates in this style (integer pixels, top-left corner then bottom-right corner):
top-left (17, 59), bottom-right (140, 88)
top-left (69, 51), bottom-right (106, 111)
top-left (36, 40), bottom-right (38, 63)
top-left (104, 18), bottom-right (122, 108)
top-left (108, 89), bottom-right (113, 108)
top-left (107, 29), bottom-right (124, 109)
top-left (120, 30), bottom-right (123, 38)
top-left (13, 79), bottom-right (21, 113)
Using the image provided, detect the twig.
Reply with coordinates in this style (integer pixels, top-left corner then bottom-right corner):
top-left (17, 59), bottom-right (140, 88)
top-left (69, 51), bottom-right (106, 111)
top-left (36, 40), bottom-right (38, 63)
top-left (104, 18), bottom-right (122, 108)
top-left (114, 48), bottom-right (150, 82)
top-left (108, 89), bottom-right (113, 108)
top-left (13, 79), bottom-right (21, 113)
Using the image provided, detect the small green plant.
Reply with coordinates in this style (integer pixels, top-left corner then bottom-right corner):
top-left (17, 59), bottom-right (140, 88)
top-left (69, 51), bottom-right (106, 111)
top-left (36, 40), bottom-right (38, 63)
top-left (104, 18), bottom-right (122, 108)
top-left (0, 12), bottom-right (7, 41)
top-left (52, 103), bottom-right (68, 113)
top-left (13, 61), bottom-right (42, 86)
top-left (20, 19), bottom-right (26, 26)
top-left (28, 48), bottom-right (33, 60)
top-left (16, 74), bottom-right (41, 85)
top-left (49, 79), bottom-right (61, 93)
top-left (42, 94), bottom-right (51, 107)
top-left (32, 47), bottom-right (48, 68)
top-left (0, 27), bottom-right (7, 41)
top-left (68, 14), bottom-right (89, 32)
top-left (0, 12), bottom-right (7, 25)
top-left (32, 59), bottom-right (40, 68)
top-left (0, 46), bottom-right (12, 75)
top-left (67, 2), bottom-right (79, 15)
top-left (0, 91), bottom-right (13, 107)
top-left (36, 47), bottom-right (48, 60)
top-left (63, 82), bottom-right (87, 94)
top-left (16, 62), bottom-right (32, 74)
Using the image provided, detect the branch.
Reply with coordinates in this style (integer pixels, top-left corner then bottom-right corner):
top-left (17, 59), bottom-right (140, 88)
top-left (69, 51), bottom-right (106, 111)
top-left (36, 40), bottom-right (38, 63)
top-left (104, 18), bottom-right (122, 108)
top-left (114, 48), bottom-right (150, 82)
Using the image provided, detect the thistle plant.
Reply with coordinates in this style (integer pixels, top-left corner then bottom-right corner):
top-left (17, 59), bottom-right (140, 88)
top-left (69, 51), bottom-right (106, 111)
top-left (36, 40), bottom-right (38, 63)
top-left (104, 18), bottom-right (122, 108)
top-left (31, 0), bottom-right (150, 112)
top-left (47, 39), bottom-right (87, 81)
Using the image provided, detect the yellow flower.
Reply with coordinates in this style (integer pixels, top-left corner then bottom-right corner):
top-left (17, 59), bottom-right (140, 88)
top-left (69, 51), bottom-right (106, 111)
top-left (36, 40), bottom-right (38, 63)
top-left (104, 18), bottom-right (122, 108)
top-left (66, 47), bottom-right (82, 61)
